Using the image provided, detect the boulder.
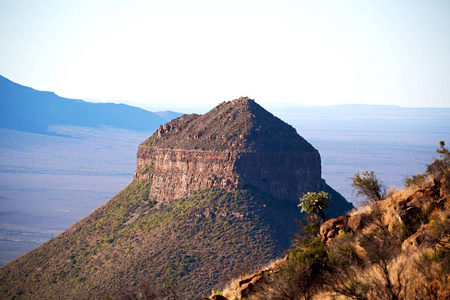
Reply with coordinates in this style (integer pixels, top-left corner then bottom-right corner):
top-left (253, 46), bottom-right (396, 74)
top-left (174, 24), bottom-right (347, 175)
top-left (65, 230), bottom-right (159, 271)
top-left (239, 274), bottom-right (268, 299)
top-left (347, 213), bottom-right (370, 233)
top-left (320, 215), bottom-right (349, 241)
top-left (402, 224), bottom-right (430, 252)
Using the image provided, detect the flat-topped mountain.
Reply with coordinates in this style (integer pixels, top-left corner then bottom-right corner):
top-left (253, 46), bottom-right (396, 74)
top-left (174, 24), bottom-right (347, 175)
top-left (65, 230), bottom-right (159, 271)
top-left (0, 97), bottom-right (351, 299)
top-left (135, 97), bottom-right (329, 206)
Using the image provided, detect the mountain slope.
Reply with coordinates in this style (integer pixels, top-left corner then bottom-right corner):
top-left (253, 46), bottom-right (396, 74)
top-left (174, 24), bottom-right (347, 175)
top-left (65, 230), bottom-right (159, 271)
top-left (0, 75), bottom-right (167, 134)
top-left (0, 179), bottom-right (303, 299)
top-left (0, 97), bottom-right (352, 299)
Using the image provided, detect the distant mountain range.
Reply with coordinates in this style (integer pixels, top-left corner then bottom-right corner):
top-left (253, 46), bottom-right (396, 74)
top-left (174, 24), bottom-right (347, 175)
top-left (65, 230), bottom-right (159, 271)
top-left (0, 75), bottom-right (181, 135)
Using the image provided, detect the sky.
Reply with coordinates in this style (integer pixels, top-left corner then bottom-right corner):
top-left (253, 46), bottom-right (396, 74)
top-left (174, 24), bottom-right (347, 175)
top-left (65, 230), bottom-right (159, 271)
top-left (1, 0), bottom-right (449, 110)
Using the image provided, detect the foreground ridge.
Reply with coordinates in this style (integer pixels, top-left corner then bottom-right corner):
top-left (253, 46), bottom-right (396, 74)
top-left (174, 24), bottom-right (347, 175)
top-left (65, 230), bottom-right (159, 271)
top-left (215, 172), bottom-right (450, 300)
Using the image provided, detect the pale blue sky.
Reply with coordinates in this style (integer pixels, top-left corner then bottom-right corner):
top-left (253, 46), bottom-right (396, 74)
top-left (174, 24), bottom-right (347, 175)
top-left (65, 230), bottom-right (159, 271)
top-left (1, 0), bottom-right (449, 109)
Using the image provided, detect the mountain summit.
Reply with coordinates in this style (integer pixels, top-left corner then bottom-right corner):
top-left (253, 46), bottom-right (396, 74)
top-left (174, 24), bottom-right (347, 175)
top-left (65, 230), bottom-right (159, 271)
top-left (0, 97), bottom-right (351, 299)
top-left (142, 97), bottom-right (315, 152)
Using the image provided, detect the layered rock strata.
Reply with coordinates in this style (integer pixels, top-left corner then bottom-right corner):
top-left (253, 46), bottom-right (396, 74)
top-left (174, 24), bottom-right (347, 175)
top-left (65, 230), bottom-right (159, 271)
top-left (135, 147), bottom-right (322, 203)
top-left (134, 97), bottom-right (323, 204)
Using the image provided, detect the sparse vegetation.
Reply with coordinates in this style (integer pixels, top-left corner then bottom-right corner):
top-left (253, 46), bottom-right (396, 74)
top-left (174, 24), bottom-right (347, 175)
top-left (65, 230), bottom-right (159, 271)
top-left (405, 141), bottom-right (449, 188)
top-left (426, 140), bottom-right (450, 175)
top-left (216, 141), bottom-right (450, 300)
top-left (351, 170), bottom-right (386, 206)
top-left (404, 173), bottom-right (426, 187)
top-left (0, 180), bottom-right (303, 299)
top-left (270, 237), bottom-right (328, 300)
top-left (141, 98), bottom-right (316, 153)
top-left (137, 163), bottom-right (154, 175)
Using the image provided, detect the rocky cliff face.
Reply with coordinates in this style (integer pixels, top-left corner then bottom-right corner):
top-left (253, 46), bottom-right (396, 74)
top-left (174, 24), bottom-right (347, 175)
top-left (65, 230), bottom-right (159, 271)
top-left (135, 148), bottom-right (241, 202)
top-left (135, 147), bottom-right (322, 204)
top-left (134, 97), bottom-right (323, 204)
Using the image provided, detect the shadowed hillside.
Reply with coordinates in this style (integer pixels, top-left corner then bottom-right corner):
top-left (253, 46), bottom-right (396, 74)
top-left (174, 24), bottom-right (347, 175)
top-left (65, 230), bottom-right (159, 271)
top-left (0, 181), bottom-right (303, 299)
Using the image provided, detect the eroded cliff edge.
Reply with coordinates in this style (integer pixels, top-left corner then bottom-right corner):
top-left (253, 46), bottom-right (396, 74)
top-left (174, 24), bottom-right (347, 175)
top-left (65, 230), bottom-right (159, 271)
top-left (135, 147), bottom-right (321, 203)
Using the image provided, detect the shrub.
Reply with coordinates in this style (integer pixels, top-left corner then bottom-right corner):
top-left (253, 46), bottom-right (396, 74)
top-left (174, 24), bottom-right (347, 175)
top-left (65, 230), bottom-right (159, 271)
top-left (298, 191), bottom-right (331, 223)
top-left (328, 233), bottom-right (363, 269)
top-left (351, 170), bottom-right (386, 206)
top-left (329, 223), bottom-right (406, 300)
top-left (404, 173), bottom-right (426, 187)
top-left (427, 141), bottom-right (450, 175)
top-left (263, 237), bottom-right (328, 300)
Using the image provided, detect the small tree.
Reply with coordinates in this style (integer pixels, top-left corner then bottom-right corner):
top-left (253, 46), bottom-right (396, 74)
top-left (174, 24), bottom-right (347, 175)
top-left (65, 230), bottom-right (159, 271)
top-left (351, 170), bottom-right (386, 206)
top-left (298, 191), bottom-right (331, 223)
top-left (436, 140), bottom-right (450, 157)
top-left (406, 141), bottom-right (449, 187)
top-left (427, 140), bottom-right (450, 175)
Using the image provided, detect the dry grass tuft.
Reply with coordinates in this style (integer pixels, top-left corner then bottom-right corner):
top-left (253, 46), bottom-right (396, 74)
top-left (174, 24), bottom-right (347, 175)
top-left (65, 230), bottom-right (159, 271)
top-left (389, 175), bottom-right (434, 201)
top-left (347, 203), bottom-right (373, 216)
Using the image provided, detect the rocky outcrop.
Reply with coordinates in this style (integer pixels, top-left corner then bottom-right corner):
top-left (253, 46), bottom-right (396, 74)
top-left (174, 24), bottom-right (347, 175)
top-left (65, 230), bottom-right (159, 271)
top-left (236, 257), bottom-right (287, 299)
top-left (320, 215), bottom-right (350, 241)
top-left (347, 212), bottom-right (372, 233)
top-left (134, 97), bottom-right (325, 204)
top-left (402, 223), bottom-right (430, 252)
top-left (320, 172), bottom-right (450, 248)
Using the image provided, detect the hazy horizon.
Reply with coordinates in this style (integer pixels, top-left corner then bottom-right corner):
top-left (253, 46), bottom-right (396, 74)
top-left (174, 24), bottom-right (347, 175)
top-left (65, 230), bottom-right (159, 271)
top-left (4, 74), bottom-right (450, 116)
top-left (1, 1), bottom-right (449, 109)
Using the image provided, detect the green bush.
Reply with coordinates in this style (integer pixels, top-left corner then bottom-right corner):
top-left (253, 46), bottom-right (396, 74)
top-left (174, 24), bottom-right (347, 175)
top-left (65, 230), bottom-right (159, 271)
top-left (298, 191), bottom-right (331, 223)
top-left (404, 173), bottom-right (426, 187)
top-left (265, 237), bottom-right (328, 299)
top-left (287, 237), bottom-right (328, 273)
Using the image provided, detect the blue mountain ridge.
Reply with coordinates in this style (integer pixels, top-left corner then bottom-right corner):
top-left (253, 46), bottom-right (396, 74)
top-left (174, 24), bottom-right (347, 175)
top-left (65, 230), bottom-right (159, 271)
top-left (0, 75), bottom-right (171, 135)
